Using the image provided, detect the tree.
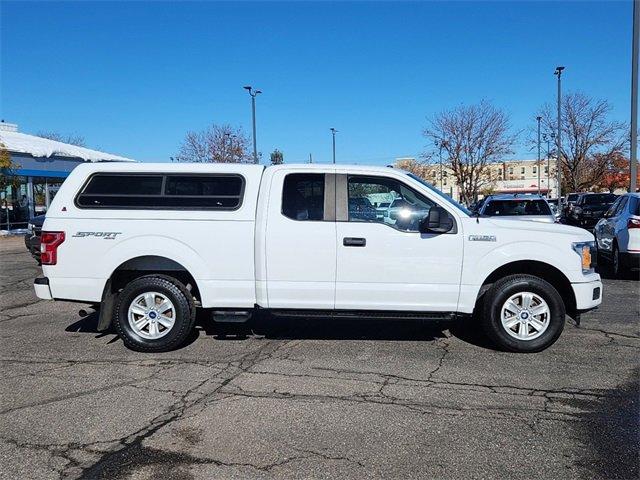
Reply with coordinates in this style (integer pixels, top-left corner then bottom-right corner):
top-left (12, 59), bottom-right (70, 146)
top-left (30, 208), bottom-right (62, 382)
top-left (595, 152), bottom-right (640, 192)
top-left (270, 149), bottom-right (284, 165)
top-left (175, 124), bottom-right (252, 163)
top-left (394, 158), bottom-right (429, 177)
top-left (0, 143), bottom-right (19, 191)
top-left (36, 131), bottom-right (86, 147)
top-left (423, 101), bottom-right (516, 205)
top-left (538, 92), bottom-right (626, 192)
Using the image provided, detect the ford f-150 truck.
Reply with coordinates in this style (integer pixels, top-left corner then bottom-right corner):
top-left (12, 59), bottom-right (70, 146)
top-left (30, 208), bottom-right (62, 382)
top-left (34, 163), bottom-right (602, 353)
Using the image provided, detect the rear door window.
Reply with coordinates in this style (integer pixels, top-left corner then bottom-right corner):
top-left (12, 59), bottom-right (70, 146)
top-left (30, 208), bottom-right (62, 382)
top-left (282, 173), bottom-right (325, 221)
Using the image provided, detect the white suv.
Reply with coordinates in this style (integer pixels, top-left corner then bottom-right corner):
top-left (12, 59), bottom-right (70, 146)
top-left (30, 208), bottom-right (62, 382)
top-left (34, 163), bottom-right (602, 353)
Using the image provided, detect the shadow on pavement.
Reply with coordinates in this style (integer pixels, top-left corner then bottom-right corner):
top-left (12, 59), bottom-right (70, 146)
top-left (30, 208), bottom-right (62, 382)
top-left (64, 310), bottom-right (497, 350)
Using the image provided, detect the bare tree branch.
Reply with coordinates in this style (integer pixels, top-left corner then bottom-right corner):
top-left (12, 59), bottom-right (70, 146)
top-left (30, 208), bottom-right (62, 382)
top-left (175, 124), bottom-right (253, 163)
top-left (538, 92), bottom-right (627, 192)
top-left (36, 131), bottom-right (86, 147)
top-left (422, 101), bottom-right (516, 204)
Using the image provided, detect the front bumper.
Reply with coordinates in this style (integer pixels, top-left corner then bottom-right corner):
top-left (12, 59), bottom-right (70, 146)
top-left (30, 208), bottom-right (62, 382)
top-left (571, 278), bottom-right (603, 311)
top-left (34, 277), bottom-right (53, 300)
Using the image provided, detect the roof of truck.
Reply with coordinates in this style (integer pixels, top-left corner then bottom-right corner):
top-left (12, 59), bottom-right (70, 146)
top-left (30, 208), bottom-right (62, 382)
top-left (72, 162), bottom-right (407, 174)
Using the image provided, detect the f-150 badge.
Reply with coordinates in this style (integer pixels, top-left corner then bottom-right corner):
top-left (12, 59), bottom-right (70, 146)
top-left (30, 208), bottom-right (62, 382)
top-left (468, 235), bottom-right (496, 242)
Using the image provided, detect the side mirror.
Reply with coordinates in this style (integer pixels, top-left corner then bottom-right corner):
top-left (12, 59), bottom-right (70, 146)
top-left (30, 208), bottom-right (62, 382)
top-left (419, 206), bottom-right (454, 234)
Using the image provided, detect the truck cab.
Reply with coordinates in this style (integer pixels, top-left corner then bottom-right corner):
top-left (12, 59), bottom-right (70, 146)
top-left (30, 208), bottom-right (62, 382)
top-left (34, 163), bottom-right (602, 353)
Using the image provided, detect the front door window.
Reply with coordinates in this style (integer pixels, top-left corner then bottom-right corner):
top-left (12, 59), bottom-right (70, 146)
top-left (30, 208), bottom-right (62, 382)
top-left (347, 175), bottom-right (435, 232)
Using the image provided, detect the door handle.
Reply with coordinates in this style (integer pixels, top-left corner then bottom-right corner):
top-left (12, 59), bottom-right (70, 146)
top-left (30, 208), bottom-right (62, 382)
top-left (343, 237), bottom-right (366, 247)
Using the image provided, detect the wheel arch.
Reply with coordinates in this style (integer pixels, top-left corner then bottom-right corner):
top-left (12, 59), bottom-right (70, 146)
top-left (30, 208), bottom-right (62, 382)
top-left (97, 255), bottom-right (201, 331)
top-left (476, 260), bottom-right (576, 317)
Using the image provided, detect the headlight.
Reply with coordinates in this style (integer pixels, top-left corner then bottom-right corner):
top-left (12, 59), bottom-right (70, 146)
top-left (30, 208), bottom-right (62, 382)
top-left (572, 241), bottom-right (597, 274)
top-left (574, 207), bottom-right (583, 214)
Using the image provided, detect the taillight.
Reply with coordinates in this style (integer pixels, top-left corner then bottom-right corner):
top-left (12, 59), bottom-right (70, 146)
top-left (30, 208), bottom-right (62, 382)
top-left (40, 231), bottom-right (65, 265)
top-left (628, 218), bottom-right (640, 229)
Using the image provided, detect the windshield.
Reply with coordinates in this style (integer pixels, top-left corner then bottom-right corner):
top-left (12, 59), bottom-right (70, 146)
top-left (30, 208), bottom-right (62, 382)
top-left (582, 194), bottom-right (617, 205)
top-left (406, 173), bottom-right (471, 215)
top-left (483, 199), bottom-right (552, 216)
top-left (567, 194), bottom-right (579, 202)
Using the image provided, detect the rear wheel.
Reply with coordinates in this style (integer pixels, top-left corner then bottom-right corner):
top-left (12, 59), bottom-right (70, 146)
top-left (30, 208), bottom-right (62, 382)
top-left (481, 274), bottom-right (565, 353)
top-left (114, 275), bottom-right (196, 352)
top-left (612, 244), bottom-right (624, 278)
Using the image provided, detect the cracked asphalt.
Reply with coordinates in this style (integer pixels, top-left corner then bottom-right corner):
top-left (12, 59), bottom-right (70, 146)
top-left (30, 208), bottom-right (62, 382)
top-left (0, 236), bottom-right (638, 480)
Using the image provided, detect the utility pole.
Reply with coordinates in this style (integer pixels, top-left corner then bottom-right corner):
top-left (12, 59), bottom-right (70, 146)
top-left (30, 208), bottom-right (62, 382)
top-left (309, 153), bottom-right (313, 164)
top-left (554, 66), bottom-right (565, 204)
top-left (330, 128), bottom-right (338, 164)
top-left (542, 132), bottom-right (555, 197)
top-left (631, 0), bottom-right (639, 192)
top-left (435, 140), bottom-right (447, 191)
top-left (536, 116), bottom-right (542, 195)
top-left (243, 86), bottom-right (262, 164)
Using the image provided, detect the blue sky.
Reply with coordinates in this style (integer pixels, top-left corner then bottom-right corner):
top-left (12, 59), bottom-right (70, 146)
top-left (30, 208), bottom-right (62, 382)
top-left (0, 1), bottom-right (633, 164)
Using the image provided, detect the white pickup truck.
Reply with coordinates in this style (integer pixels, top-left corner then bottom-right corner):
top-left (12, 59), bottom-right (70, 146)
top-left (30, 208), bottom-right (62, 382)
top-left (34, 163), bottom-right (602, 353)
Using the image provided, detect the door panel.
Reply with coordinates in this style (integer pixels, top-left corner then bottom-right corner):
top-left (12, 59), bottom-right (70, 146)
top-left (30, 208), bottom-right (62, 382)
top-left (335, 174), bottom-right (463, 312)
top-left (265, 172), bottom-right (336, 309)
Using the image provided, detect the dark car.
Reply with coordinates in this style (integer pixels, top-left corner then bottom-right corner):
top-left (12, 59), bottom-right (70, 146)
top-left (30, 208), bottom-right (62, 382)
top-left (569, 193), bottom-right (617, 229)
top-left (24, 214), bottom-right (45, 262)
top-left (563, 192), bottom-right (581, 218)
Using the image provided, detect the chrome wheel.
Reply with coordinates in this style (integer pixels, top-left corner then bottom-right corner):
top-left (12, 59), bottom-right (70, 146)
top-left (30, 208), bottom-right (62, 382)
top-left (500, 291), bottom-right (550, 341)
top-left (128, 291), bottom-right (176, 339)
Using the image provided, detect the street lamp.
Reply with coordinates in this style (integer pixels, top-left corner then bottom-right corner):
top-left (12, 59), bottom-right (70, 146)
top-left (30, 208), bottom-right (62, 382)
top-left (542, 132), bottom-right (555, 196)
top-left (243, 86), bottom-right (262, 164)
top-left (631, 0), bottom-right (639, 192)
top-left (435, 139), bottom-right (448, 191)
top-left (554, 66), bottom-right (565, 204)
top-left (536, 116), bottom-right (542, 195)
top-left (330, 128), bottom-right (338, 164)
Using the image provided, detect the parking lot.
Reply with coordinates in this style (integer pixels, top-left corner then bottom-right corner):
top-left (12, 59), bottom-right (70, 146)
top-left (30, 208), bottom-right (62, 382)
top-left (0, 235), bottom-right (638, 480)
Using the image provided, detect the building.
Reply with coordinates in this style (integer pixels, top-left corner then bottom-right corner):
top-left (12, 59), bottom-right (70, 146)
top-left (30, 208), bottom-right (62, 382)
top-left (0, 122), bottom-right (134, 230)
top-left (395, 157), bottom-right (559, 203)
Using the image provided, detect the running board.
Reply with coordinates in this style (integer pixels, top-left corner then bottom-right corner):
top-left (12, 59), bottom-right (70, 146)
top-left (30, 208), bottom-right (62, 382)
top-left (270, 309), bottom-right (457, 321)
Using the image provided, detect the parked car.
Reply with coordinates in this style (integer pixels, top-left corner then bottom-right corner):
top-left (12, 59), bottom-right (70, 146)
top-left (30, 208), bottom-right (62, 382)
top-left (569, 193), bottom-right (618, 229)
top-left (34, 163), bottom-right (601, 353)
top-left (24, 214), bottom-right (46, 262)
top-left (594, 193), bottom-right (640, 276)
top-left (478, 194), bottom-right (556, 223)
top-left (547, 199), bottom-right (562, 222)
top-left (563, 193), bottom-right (581, 218)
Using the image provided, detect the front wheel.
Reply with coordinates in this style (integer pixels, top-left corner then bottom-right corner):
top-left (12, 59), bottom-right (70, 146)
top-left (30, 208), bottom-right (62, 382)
top-left (481, 274), bottom-right (565, 353)
top-left (114, 275), bottom-right (196, 352)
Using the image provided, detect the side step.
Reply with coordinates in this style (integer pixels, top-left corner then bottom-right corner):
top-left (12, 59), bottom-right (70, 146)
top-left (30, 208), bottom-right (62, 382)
top-left (212, 310), bottom-right (252, 323)
top-left (270, 309), bottom-right (457, 321)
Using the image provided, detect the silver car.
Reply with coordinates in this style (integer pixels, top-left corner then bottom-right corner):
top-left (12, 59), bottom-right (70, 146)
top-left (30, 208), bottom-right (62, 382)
top-left (478, 194), bottom-right (556, 224)
top-left (594, 193), bottom-right (640, 276)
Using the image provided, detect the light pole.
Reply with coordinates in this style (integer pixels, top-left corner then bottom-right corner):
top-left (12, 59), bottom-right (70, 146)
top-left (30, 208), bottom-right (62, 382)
top-left (554, 66), bottom-right (565, 204)
top-left (435, 140), bottom-right (448, 191)
top-left (542, 132), bottom-right (555, 197)
top-left (631, 0), bottom-right (639, 192)
top-left (243, 86), bottom-right (261, 164)
top-left (536, 116), bottom-right (542, 195)
top-left (330, 128), bottom-right (338, 164)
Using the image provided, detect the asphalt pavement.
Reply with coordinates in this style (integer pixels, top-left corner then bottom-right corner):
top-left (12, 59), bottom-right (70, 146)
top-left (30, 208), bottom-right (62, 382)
top-left (0, 236), bottom-right (638, 479)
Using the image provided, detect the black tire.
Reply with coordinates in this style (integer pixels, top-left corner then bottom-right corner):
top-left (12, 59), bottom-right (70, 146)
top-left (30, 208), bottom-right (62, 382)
top-left (612, 244), bottom-right (624, 278)
top-left (114, 275), bottom-right (196, 352)
top-left (481, 274), bottom-right (565, 353)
